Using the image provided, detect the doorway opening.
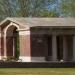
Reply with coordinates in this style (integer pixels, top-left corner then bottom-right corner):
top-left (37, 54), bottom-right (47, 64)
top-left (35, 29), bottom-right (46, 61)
top-left (57, 36), bottom-right (63, 61)
top-left (46, 35), bottom-right (52, 61)
top-left (6, 25), bottom-right (20, 60)
top-left (66, 35), bottom-right (73, 61)
top-left (47, 35), bottom-right (52, 57)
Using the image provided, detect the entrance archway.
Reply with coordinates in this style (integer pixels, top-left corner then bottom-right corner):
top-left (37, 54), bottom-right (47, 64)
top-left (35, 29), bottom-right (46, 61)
top-left (5, 25), bottom-right (19, 60)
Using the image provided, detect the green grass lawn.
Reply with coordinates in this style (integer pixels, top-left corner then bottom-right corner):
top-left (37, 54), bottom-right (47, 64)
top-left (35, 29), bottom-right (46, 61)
top-left (0, 68), bottom-right (75, 75)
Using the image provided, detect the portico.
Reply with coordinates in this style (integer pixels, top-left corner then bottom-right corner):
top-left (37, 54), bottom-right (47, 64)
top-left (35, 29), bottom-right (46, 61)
top-left (31, 26), bottom-right (75, 62)
top-left (50, 34), bottom-right (74, 61)
top-left (41, 34), bottom-right (74, 62)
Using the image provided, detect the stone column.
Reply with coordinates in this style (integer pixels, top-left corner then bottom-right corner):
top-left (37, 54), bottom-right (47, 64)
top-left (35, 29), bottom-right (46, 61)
top-left (52, 35), bottom-right (57, 61)
top-left (3, 32), bottom-right (7, 58)
top-left (63, 36), bottom-right (67, 61)
top-left (73, 36), bottom-right (75, 61)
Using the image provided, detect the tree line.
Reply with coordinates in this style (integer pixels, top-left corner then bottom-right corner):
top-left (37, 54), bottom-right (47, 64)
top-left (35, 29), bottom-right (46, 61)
top-left (0, 0), bottom-right (74, 21)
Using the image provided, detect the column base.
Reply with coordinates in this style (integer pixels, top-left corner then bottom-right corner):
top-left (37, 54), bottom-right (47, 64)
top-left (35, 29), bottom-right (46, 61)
top-left (52, 59), bottom-right (58, 62)
top-left (31, 57), bottom-right (46, 62)
top-left (19, 56), bottom-right (46, 62)
top-left (19, 56), bottom-right (31, 62)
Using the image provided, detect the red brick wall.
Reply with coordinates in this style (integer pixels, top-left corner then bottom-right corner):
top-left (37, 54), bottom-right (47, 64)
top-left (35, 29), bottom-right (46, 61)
top-left (1, 36), bottom-right (4, 56)
top-left (19, 35), bottom-right (31, 56)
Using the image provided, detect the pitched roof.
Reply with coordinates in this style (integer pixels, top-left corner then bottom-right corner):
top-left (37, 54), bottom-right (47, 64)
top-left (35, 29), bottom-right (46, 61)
top-left (0, 17), bottom-right (75, 27)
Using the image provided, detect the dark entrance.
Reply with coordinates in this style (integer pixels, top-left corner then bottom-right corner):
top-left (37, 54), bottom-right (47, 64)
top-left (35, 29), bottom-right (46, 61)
top-left (6, 25), bottom-right (20, 60)
top-left (47, 35), bottom-right (52, 56)
top-left (13, 29), bottom-right (20, 60)
top-left (57, 36), bottom-right (63, 61)
top-left (66, 35), bottom-right (73, 61)
top-left (46, 35), bottom-right (52, 61)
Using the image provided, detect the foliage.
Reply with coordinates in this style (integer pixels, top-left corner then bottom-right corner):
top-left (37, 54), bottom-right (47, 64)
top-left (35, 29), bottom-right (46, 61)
top-left (0, 0), bottom-right (75, 20)
top-left (0, 0), bottom-right (59, 21)
top-left (61, 0), bottom-right (75, 17)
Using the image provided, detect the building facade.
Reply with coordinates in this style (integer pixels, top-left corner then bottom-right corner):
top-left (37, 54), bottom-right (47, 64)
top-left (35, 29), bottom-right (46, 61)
top-left (0, 18), bottom-right (75, 62)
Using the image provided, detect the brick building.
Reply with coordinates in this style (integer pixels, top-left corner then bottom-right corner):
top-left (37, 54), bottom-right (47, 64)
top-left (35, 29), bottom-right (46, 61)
top-left (0, 18), bottom-right (75, 62)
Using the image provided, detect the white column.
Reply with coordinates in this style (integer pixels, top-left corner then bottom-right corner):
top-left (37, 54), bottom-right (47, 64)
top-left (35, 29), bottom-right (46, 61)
top-left (63, 36), bottom-right (67, 61)
top-left (52, 35), bottom-right (57, 61)
top-left (73, 36), bottom-right (75, 61)
top-left (4, 34), bottom-right (7, 58)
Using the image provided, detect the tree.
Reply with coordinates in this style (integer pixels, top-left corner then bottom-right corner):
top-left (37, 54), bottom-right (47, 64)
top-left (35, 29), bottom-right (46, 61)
top-left (61, 0), bottom-right (75, 17)
top-left (17, 0), bottom-right (59, 17)
top-left (0, 0), bottom-right (58, 21)
top-left (0, 0), bottom-right (17, 20)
